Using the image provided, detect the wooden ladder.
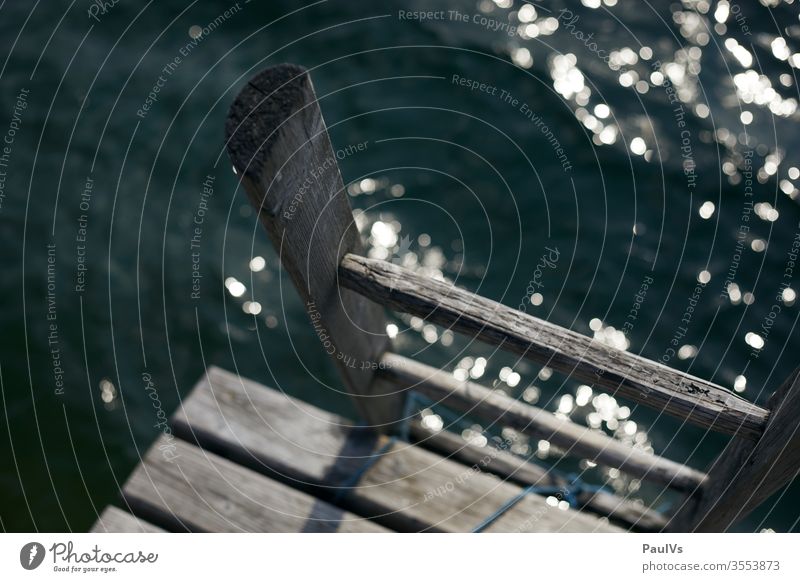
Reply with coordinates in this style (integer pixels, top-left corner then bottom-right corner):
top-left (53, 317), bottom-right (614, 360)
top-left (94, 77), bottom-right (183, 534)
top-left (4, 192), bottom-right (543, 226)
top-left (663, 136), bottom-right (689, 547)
top-left (225, 63), bottom-right (800, 533)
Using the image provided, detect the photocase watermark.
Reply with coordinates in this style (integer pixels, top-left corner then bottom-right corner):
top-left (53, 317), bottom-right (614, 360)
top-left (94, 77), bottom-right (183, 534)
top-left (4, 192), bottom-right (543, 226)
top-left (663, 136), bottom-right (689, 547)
top-left (137, 56), bottom-right (180, 120)
top-left (283, 140), bottom-right (369, 221)
top-left (558, 9), bottom-right (611, 65)
top-left (137, 3), bottom-right (243, 119)
top-left (190, 174), bottom-right (215, 300)
top-left (510, 488), bottom-right (571, 533)
top-left (74, 175), bottom-right (94, 294)
top-left (749, 222), bottom-right (800, 358)
top-left (451, 74), bottom-right (572, 171)
top-left (20, 542), bottom-right (46, 570)
top-left (142, 372), bottom-right (179, 462)
top-left (594, 272), bottom-right (654, 382)
top-left (0, 87), bottom-right (30, 214)
top-left (518, 246), bottom-right (560, 312)
top-left (398, 9), bottom-right (518, 37)
top-left (20, 539), bottom-right (159, 573)
top-left (651, 60), bottom-right (697, 190)
top-left (46, 242), bottom-right (65, 396)
top-left (27, 540), bottom-right (159, 574)
top-left (307, 298), bottom-right (406, 371)
top-left (186, 2), bottom-right (243, 41)
top-left (621, 274), bottom-right (654, 336)
top-left (657, 280), bottom-right (706, 370)
top-left (87, 0), bottom-right (121, 22)
top-left (720, 149), bottom-right (754, 300)
top-left (718, 1), bottom-right (752, 36)
top-left (422, 432), bottom-right (520, 503)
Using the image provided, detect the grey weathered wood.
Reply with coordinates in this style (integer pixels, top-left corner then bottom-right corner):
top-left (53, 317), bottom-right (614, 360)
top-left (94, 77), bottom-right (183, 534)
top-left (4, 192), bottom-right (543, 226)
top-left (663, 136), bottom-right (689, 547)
top-left (172, 367), bottom-right (623, 532)
top-left (409, 421), bottom-right (668, 530)
top-left (360, 437), bottom-right (622, 533)
top-left (90, 506), bottom-right (165, 533)
top-left (380, 352), bottom-right (706, 492)
top-left (340, 254), bottom-right (768, 438)
top-left (225, 64), bottom-right (402, 429)
top-left (122, 435), bottom-right (388, 533)
top-left (668, 368), bottom-right (800, 532)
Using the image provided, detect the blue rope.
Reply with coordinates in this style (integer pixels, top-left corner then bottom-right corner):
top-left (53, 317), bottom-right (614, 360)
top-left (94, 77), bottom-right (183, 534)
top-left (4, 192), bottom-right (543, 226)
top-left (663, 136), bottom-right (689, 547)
top-left (472, 484), bottom-right (537, 533)
top-left (471, 473), bottom-right (608, 533)
top-left (655, 500), bottom-right (674, 514)
top-left (346, 390), bottom-right (622, 532)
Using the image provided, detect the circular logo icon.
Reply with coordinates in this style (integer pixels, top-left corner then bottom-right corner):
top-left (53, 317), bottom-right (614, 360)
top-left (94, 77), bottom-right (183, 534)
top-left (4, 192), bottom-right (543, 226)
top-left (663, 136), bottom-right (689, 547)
top-left (20, 542), bottom-right (46, 570)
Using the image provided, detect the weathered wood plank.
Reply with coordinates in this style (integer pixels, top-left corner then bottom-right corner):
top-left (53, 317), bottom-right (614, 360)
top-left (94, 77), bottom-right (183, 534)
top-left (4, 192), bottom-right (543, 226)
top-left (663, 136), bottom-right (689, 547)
top-left (668, 367), bottom-right (800, 532)
top-left (359, 437), bottom-right (621, 533)
top-left (408, 422), bottom-right (668, 531)
top-left (340, 254), bottom-right (768, 438)
top-left (225, 64), bottom-right (402, 429)
top-left (122, 435), bottom-right (388, 533)
top-left (380, 352), bottom-right (706, 492)
top-left (172, 367), bottom-right (623, 532)
top-left (90, 506), bottom-right (165, 533)
top-left (172, 367), bottom-right (372, 489)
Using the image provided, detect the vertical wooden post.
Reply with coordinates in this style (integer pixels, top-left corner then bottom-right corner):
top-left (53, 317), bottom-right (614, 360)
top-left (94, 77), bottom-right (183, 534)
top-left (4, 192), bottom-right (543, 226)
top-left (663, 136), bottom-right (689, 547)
top-left (225, 63), bottom-right (404, 430)
top-left (668, 367), bottom-right (800, 531)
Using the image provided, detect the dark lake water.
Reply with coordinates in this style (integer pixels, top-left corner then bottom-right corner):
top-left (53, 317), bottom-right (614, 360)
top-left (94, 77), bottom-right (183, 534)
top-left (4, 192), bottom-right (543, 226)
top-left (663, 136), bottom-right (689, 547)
top-left (1, 0), bottom-right (799, 532)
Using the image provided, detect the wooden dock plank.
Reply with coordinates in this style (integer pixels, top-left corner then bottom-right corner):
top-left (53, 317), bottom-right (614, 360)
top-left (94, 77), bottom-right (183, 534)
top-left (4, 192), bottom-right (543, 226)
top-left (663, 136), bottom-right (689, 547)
top-left (90, 506), bottom-right (165, 533)
top-left (381, 352), bottom-right (707, 492)
top-left (409, 422), bottom-right (668, 531)
top-left (172, 368), bottom-right (370, 487)
top-left (359, 437), bottom-right (618, 533)
top-left (172, 367), bottom-right (623, 533)
top-left (121, 436), bottom-right (388, 533)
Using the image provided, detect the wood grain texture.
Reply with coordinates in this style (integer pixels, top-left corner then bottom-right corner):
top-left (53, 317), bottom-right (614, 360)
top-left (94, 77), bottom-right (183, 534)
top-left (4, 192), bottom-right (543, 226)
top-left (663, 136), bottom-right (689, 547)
top-left (122, 435), bottom-right (388, 533)
top-left (340, 254), bottom-right (768, 438)
top-left (359, 437), bottom-right (622, 533)
top-left (380, 352), bottom-right (706, 492)
top-left (225, 64), bottom-right (402, 429)
top-left (90, 506), bottom-right (165, 533)
top-left (172, 367), bottom-right (623, 532)
top-left (668, 368), bottom-right (800, 532)
top-left (409, 422), bottom-right (668, 531)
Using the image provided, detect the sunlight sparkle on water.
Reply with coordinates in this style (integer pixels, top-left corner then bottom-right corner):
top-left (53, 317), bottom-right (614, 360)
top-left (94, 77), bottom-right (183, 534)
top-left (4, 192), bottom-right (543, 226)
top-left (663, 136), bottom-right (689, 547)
top-left (699, 201), bottom-right (715, 219)
top-left (518, 4), bottom-right (537, 22)
top-left (745, 332), bottom-right (765, 350)
top-left (550, 54), bottom-right (585, 100)
top-left (630, 137), bottom-right (646, 155)
top-left (100, 378), bottom-right (117, 406)
top-left (420, 410), bottom-right (444, 433)
top-left (512, 47), bottom-right (533, 68)
top-left (594, 103), bottom-right (610, 119)
top-left (242, 301), bottom-right (262, 315)
top-left (249, 256), bottom-right (266, 272)
top-left (225, 277), bottom-right (246, 298)
top-left (591, 320), bottom-right (630, 350)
